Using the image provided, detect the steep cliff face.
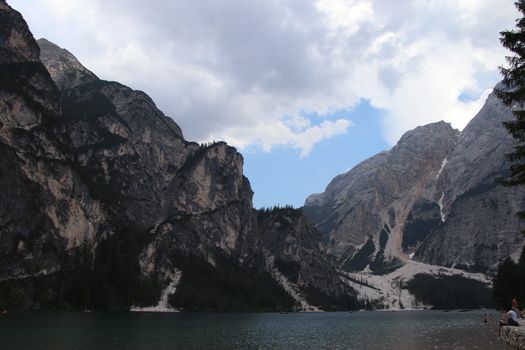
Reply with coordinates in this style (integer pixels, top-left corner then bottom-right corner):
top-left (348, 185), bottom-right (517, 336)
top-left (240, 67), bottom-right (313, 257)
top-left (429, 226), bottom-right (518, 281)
top-left (257, 207), bottom-right (358, 310)
top-left (39, 39), bottom-right (191, 232)
top-left (304, 87), bottom-right (525, 274)
top-left (36, 39), bottom-right (268, 307)
top-left (0, 1), bottom-right (355, 311)
top-left (414, 89), bottom-right (525, 270)
top-left (304, 122), bottom-right (459, 272)
top-left (38, 38), bottom-right (97, 90)
top-left (0, 2), bottom-right (102, 284)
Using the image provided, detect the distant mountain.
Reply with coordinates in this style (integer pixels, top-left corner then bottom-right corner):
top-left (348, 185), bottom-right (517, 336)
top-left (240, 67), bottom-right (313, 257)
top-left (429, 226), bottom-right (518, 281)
top-left (304, 121), bottom-right (460, 272)
top-left (304, 88), bottom-right (525, 275)
top-left (0, 1), bottom-right (354, 311)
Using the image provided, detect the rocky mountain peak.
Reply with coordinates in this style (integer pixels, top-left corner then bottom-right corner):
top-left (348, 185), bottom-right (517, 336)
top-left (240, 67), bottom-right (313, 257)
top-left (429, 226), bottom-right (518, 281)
top-left (37, 38), bottom-right (98, 90)
top-left (394, 121), bottom-right (459, 154)
top-left (305, 121), bottom-right (458, 209)
top-left (0, 1), bottom-right (40, 64)
top-left (303, 120), bottom-right (460, 271)
top-left (0, 2), bottom-right (60, 128)
top-left (304, 87), bottom-right (524, 274)
top-left (436, 89), bottom-right (515, 215)
top-left (413, 88), bottom-right (525, 269)
top-left (0, 1), bottom-right (359, 311)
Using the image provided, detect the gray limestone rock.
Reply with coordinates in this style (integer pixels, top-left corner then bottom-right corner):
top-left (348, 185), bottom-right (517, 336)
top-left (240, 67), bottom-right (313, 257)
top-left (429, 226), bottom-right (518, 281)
top-left (415, 89), bottom-right (525, 270)
top-left (304, 88), bottom-right (525, 273)
top-left (0, 1), bottom-right (353, 310)
top-left (37, 38), bottom-right (97, 90)
top-left (0, 1), bottom-right (102, 284)
top-left (304, 121), bottom-right (459, 272)
top-left (257, 207), bottom-right (355, 306)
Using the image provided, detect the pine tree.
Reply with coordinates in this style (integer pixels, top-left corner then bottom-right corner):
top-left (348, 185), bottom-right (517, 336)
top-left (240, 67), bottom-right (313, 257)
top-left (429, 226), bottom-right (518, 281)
top-left (495, 0), bottom-right (525, 229)
top-left (493, 258), bottom-right (519, 308)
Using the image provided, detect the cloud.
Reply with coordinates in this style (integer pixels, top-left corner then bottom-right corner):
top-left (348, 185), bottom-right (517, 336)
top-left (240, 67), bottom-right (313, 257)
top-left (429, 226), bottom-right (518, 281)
top-left (10, 0), bottom-right (518, 153)
top-left (227, 117), bottom-right (352, 158)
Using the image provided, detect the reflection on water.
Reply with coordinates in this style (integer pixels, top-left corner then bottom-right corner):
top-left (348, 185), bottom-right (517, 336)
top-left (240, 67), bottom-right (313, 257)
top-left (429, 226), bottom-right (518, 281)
top-left (0, 310), bottom-right (511, 350)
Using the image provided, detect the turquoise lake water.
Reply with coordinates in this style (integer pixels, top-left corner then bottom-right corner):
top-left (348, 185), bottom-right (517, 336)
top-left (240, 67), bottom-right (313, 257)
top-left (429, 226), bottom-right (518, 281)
top-left (0, 310), bottom-right (513, 349)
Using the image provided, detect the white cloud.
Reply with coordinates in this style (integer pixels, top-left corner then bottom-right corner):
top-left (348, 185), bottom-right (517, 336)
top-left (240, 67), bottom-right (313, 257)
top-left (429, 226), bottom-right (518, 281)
top-left (364, 38), bottom-right (500, 143)
top-left (315, 0), bottom-right (374, 33)
top-left (226, 118), bottom-right (352, 157)
top-left (9, 0), bottom-right (518, 153)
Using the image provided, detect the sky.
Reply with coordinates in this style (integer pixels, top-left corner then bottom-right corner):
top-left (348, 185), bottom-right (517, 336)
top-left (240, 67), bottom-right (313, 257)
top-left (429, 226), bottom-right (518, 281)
top-left (9, 0), bottom-right (519, 208)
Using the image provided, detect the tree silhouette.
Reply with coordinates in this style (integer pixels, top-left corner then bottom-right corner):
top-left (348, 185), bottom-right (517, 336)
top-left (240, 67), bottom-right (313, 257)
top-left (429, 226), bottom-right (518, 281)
top-left (495, 0), bottom-right (525, 231)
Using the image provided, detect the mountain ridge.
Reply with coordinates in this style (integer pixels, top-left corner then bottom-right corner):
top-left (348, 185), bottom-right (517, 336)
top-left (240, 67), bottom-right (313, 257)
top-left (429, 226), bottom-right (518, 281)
top-left (0, 1), bottom-right (354, 311)
top-left (304, 89), bottom-right (525, 274)
top-left (0, 0), bottom-right (518, 312)
top-left (303, 121), bottom-right (460, 268)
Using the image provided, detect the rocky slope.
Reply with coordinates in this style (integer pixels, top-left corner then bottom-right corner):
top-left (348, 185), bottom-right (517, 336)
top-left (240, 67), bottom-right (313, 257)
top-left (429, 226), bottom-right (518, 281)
top-left (0, 1), bottom-right (353, 311)
top-left (257, 207), bottom-right (358, 310)
top-left (0, 1), bottom-right (99, 284)
top-left (304, 89), bottom-right (525, 275)
top-left (304, 121), bottom-right (459, 272)
top-left (414, 86), bottom-right (525, 270)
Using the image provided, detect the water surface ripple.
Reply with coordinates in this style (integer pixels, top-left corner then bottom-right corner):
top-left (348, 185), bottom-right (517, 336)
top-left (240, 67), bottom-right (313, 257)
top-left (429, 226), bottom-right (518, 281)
top-left (0, 310), bottom-right (512, 349)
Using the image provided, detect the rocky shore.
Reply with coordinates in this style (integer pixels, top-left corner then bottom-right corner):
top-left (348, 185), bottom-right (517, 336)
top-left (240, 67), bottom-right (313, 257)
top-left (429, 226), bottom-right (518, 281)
top-left (501, 326), bottom-right (525, 350)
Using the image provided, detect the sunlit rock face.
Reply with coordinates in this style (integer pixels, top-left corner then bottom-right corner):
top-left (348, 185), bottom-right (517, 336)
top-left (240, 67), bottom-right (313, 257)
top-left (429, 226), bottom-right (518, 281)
top-left (304, 121), bottom-right (459, 273)
top-left (0, 1), bottom-right (102, 282)
top-left (38, 38), bottom-right (98, 90)
top-left (414, 88), bottom-right (525, 270)
top-left (37, 38), bottom-right (259, 268)
top-left (304, 89), bottom-right (525, 273)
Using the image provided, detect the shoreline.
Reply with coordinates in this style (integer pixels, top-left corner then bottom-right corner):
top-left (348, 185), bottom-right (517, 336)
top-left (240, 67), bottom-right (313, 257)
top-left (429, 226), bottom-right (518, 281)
top-left (501, 325), bottom-right (525, 350)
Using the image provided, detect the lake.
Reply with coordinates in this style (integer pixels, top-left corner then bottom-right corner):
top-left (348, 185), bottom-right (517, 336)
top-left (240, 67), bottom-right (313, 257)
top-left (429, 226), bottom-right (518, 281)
top-left (0, 310), bottom-right (512, 349)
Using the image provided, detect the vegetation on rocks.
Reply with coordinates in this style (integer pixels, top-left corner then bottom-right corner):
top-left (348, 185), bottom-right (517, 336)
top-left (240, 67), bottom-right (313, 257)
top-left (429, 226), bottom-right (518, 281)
top-left (406, 274), bottom-right (494, 309)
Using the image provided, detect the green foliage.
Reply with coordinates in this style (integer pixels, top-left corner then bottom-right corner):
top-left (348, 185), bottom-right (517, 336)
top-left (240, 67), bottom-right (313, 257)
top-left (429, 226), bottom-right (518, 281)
top-left (493, 247), bottom-right (525, 309)
top-left (302, 285), bottom-right (360, 311)
top-left (89, 228), bottom-right (161, 309)
top-left (406, 274), bottom-right (494, 309)
top-left (168, 252), bottom-right (295, 311)
top-left (199, 140), bottom-right (224, 148)
top-left (256, 206), bottom-right (304, 236)
top-left (0, 229), bottom-right (161, 311)
top-left (256, 205), bottom-right (303, 222)
top-left (369, 254), bottom-right (403, 275)
top-left (275, 259), bottom-right (301, 283)
top-left (177, 141), bottom-right (227, 174)
top-left (495, 0), bottom-right (525, 230)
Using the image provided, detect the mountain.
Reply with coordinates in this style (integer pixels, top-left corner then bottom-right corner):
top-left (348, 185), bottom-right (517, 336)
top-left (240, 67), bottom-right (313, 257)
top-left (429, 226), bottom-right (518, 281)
top-left (257, 206), bottom-right (358, 310)
top-left (0, 1), bottom-right (354, 311)
top-left (304, 89), bottom-right (525, 275)
top-left (304, 121), bottom-right (459, 272)
top-left (303, 90), bottom-right (524, 309)
top-left (1, 0), bottom-right (518, 312)
top-left (414, 85), bottom-right (525, 270)
top-left (0, 1), bottom-right (90, 288)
